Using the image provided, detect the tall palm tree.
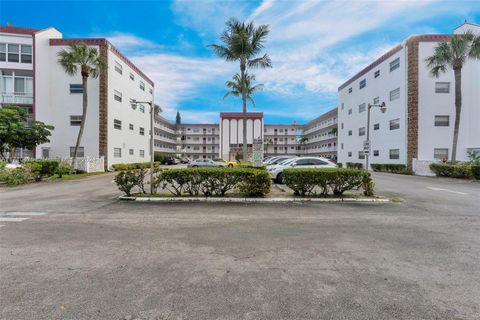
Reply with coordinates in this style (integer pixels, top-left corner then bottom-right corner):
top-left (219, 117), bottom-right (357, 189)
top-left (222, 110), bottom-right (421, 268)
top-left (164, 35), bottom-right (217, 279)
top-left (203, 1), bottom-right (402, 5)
top-left (224, 73), bottom-right (264, 107)
top-left (58, 44), bottom-right (105, 171)
top-left (426, 31), bottom-right (480, 162)
top-left (209, 18), bottom-right (272, 160)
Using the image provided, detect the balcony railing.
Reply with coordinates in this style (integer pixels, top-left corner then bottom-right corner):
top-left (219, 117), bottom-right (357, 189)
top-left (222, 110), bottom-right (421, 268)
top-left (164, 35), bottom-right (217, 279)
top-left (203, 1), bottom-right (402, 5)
top-left (1, 92), bottom-right (33, 104)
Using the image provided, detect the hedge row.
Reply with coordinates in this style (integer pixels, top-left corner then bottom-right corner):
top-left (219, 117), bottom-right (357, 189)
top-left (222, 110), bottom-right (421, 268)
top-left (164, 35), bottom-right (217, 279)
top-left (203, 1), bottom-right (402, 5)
top-left (346, 162), bottom-right (363, 169)
top-left (471, 165), bottom-right (480, 180)
top-left (283, 168), bottom-right (374, 196)
top-left (429, 163), bottom-right (472, 179)
top-left (112, 162), bottom-right (162, 171)
top-left (114, 167), bottom-right (271, 197)
top-left (370, 163), bottom-right (406, 173)
top-left (0, 159), bottom-right (70, 186)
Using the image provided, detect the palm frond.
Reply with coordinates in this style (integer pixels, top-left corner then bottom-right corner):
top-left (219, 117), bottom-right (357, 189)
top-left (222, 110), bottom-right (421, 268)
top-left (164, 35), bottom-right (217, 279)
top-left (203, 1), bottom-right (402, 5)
top-left (247, 54), bottom-right (272, 69)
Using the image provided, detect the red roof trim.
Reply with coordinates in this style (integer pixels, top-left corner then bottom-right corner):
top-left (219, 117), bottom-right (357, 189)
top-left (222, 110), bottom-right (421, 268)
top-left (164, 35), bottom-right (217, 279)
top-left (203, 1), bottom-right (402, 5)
top-left (220, 112), bottom-right (263, 119)
top-left (49, 38), bottom-right (154, 86)
top-left (0, 25), bottom-right (41, 35)
top-left (179, 123), bottom-right (219, 127)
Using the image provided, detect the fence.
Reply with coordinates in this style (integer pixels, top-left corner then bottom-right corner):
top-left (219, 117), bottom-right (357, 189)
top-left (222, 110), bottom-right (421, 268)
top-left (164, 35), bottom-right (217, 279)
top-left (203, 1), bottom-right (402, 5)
top-left (71, 156), bottom-right (105, 173)
top-left (412, 159), bottom-right (438, 176)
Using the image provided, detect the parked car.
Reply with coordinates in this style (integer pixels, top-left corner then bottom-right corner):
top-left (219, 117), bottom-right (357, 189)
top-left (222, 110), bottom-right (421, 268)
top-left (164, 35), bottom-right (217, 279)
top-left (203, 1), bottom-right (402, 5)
top-left (162, 156), bottom-right (176, 165)
top-left (179, 158), bottom-right (190, 164)
top-left (267, 157), bottom-right (337, 184)
top-left (265, 156), bottom-right (297, 165)
top-left (213, 158), bottom-right (238, 167)
top-left (187, 159), bottom-right (226, 168)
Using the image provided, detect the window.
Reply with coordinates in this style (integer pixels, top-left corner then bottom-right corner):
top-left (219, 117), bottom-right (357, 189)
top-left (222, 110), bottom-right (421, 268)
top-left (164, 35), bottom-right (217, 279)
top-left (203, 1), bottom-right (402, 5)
top-left (348, 87), bottom-right (352, 93)
top-left (21, 45), bottom-right (32, 63)
top-left (434, 148), bottom-right (449, 160)
top-left (114, 119), bottom-right (122, 130)
top-left (0, 43), bottom-right (5, 61)
top-left (341, 143), bottom-right (344, 150)
top-left (348, 109), bottom-right (352, 115)
top-left (359, 127), bottom-right (366, 136)
top-left (129, 123), bottom-right (134, 130)
top-left (373, 97), bottom-right (380, 104)
top-left (359, 103), bottom-right (366, 113)
top-left (114, 61), bottom-right (122, 74)
top-left (113, 148), bottom-right (122, 158)
top-left (435, 115), bottom-right (449, 127)
top-left (70, 146), bottom-right (84, 158)
top-left (374, 70), bottom-right (380, 78)
top-left (70, 115), bottom-right (82, 126)
top-left (348, 130), bottom-right (352, 136)
top-left (435, 82), bottom-right (450, 93)
top-left (373, 123), bottom-right (380, 130)
top-left (7, 44), bottom-right (19, 62)
top-left (390, 88), bottom-right (400, 101)
top-left (140, 81), bottom-right (145, 91)
top-left (373, 150), bottom-right (379, 156)
top-left (129, 149), bottom-right (134, 155)
top-left (389, 149), bottom-right (400, 159)
top-left (139, 127), bottom-right (145, 135)
top-left (70, 84), bottom-right (83, 94)
top-left (129, 73), bottom-right (134, 80)
top-left (390, 57), bottom-right (400, 71)
top-left (359, 79), bottom-right (366, 89)
top-left (358, 151), bottom-right (365, 160)
top-left (348, 152), bottom-right (352, 157)
top-left (139, 105), bottom-right (145, 113)
top-left (341, 123), bottom-right (344, 129)
top-left (389, 118), bottom-right (400, 130)
top-left (1, 43), bottom-right (31, 63)
top-left (139, 150), bottom-right (145, 158)
top-left (114, 90), bottom-right (122, 102)
top-left (149, 88), bottom-right (153, 94)
top-left (341, 103), bottom-right (344, 110)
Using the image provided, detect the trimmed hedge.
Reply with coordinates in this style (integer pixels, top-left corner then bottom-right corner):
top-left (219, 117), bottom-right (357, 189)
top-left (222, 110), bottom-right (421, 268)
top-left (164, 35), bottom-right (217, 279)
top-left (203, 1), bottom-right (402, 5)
top-left (429, 163), bottom-right (472, 179)
top-left (346, 162), bottom-right (363, 169)
top-left (112, 161), bottom-right (162, 171)
top-left (116, 167), bottom-right (271, 197)
top-left (283, 168), bottom-right (374, 196)
top-left (23, 159), bottom-right (60, 177)
top-left (370, 163), bottom-right (406, 174)
top-left (472, 165), bottom-right (480, 180)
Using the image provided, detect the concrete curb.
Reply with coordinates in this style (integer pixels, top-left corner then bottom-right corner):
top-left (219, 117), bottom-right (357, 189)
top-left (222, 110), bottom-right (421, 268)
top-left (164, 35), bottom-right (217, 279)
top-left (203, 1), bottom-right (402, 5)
top-left (119, 196), bottom-right (391, 203)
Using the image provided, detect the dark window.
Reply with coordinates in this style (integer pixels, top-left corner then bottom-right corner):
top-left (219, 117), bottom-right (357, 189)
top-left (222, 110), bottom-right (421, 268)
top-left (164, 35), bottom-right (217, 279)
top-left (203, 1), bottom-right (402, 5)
top-left (348, 130), bottom-right (352, 136)
top-left (359, 103), bottom-right (366, 113)
top-left (348, 152), bottom-right (352, 157)
top-left (129, 123), bottom-right (134, 130)
top-left (373, 123), bottom-right (380, 130)
top-left (7, 43), bottom-right (19, 62)
top-left (373, 150), bottom-right (379, 156)
top-left (139, 127), bottom-right (145, 135)
top-left (389, 149), bottom-right (400, 159)
top-left (70, 146), bottom-right (84, 158)
top-left (20, 45), bottom-right (32, 63)
top-left (129, 73), bottom-right (134, 80)
top-left (70, 84), bottom-right (83, 94)
top-left (348, 87), bottom-right (352, 93)
top-left (390, 119), bottom-right (400, 130)
top-left (129, 149), bottom-right (134, 155)
top-left (0, 43), bottom-right (5, 61)
top-left (435, 82), bottom-right (450, 93)
top-left (114, 90), bottom-right (122, 102)
top-left (390, 88), bottom-right (400, 101)
top-left (434, 115), bottom-right (449, 127)
top-left (359, 79), bottom-right (366, 89)
top-left (114, 119), bottom-right (122, 130)
top-left (374, 70), bottom-right (380, 78)
top-left (70, 115), bottom-right (82, 126)
top-left (358, 151), bottom-right (365, 160)
top-left (359, 127), bottom-right (365, 136)
top-left (390, 58), bottom-right (400, 71)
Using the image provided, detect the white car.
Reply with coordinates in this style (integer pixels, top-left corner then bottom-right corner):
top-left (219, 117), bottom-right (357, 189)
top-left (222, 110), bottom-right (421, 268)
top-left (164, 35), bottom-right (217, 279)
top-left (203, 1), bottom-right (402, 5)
top-left (267, 157), bottom-right (337, 184)
top-left (264, 155), bottom-right (297, 165)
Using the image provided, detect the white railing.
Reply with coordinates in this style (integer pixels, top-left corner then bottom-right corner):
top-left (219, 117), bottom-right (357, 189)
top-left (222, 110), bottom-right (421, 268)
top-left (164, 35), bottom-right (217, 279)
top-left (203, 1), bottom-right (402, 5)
top-left (1, 92), bottom-right (33, 104)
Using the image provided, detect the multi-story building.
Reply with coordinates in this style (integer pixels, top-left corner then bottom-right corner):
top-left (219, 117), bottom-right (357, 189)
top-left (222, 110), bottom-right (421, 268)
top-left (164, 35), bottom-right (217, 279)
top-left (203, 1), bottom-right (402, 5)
top-left (0, 25), bottom-right (153, 169)
top-left (219, 112), bottom-right (263, 160)
top-left (154, 114), bottom-right (177, 155)
top-left (301, 108), bottom-right (338, 160)
top-left (176, 123), bottom-right (219, 159)
top-left (263, 124), bottom-right (300, 157)
top-left (337, 22), bottom-right (480, 171)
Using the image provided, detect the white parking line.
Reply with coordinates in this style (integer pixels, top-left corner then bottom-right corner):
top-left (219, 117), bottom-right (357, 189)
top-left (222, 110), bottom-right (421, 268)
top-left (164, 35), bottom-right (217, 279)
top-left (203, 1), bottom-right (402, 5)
top-left (0, 217), bottom-right (29, 222)
top-left (427, 187), bottom-right (469, 195)
top-left (0, 225), bottom-right (4, 228)
top-left (4, 212), bottom-right (48, 216)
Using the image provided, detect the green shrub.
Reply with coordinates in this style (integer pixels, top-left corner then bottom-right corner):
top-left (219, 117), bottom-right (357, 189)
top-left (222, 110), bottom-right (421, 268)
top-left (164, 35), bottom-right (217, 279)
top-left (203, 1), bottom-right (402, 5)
top-left (23, 161), bottom-right (42, 181)
top-left (336, 163), bottom-right (343, 168)
top-left (154, 152), bottom-right (164, 163)
top-left (237, 169), bottom-right (271, 197)
top-left (429, 163), bottom-right (472, 179)
top-left (23, 159), bottom-right (60, 177)
top-left (370, 163), bottom-right (406, 173)
top-left (471, 165), bottom-right (480, 180)
top-left (0, 160), bottom-right (6, 171)
top-left (114, 170), bottom-right (143, 196)
top-left (283, 168), bottom-right (374, 196)
top-left (346, 162), bottom-right (363, 169)
top-left (56, 162), bottom-right (71, 178)
top-left (112, 161), bottom-right (162, 171)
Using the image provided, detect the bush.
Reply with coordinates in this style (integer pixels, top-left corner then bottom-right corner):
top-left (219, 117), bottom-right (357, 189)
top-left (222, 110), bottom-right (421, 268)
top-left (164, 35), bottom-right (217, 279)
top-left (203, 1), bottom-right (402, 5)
top-left (56, 162), bottom-right (71, 178)
top-left (429, 163), bottom-right (472, 179)
top-left (125, 167), bottom-right (271, 197)
top-left (346, 162), bottom-right (363, 169)
top-left (283, 168), bottom-right (374, 196)
top-left (471, 165), bottom-right (480, 180)
top-left (23, 159), bottom-right (60, 177)
top-left (154, 152), bottom-right (164, 163)
top-left (336, 163), bottom-right (343, 168)
top-left (0, 160), bottom-right (6, 171)
top-left (112, 161), bottom-right (162, 171)
top-left (114, 170), bottom-right (144, 196)
top-left (370, 163), bottom-right (406, 174)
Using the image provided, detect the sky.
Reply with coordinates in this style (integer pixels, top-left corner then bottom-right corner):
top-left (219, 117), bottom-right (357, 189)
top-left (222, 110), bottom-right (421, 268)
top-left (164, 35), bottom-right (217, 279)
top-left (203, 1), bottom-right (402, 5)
top-left (1, 0), bottom-right (479, 124)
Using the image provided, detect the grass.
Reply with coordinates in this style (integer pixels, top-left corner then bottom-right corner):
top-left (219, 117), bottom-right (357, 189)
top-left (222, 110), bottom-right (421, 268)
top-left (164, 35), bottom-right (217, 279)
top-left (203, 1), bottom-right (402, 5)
top-left (49, 172), bottom-right (107, 181)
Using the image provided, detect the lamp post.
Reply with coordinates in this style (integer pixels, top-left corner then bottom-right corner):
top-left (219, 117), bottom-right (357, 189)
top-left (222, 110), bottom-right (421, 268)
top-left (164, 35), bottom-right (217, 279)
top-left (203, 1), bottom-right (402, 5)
top-left (131, 98), bottom-right (160, 194)
top-left (365, 102), bottom-right (387, 171)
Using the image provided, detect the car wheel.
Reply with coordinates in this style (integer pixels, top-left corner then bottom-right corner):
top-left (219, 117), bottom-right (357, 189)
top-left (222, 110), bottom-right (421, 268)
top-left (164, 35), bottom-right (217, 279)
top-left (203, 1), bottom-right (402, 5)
top-left (228, 164), bottom-right (233, 168)
top-left (276, 172), bottom-right (284, 184)
top-left (192, 165), bottom-right (198, 168)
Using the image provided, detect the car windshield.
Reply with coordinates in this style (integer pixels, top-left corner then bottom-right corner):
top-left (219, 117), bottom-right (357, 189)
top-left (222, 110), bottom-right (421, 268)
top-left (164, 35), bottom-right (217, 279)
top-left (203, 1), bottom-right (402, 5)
top-left (271, 157), bottom-right (292, 165)
top-left (278, 158), bottom-right (297, 166)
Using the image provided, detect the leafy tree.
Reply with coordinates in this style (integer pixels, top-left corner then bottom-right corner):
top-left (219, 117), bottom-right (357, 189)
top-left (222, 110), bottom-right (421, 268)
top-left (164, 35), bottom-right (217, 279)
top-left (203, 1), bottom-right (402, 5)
top-left (176, 111), bottom-right (181, 125)
top-left (58, 44), bottom-right (105, 170)
top-left (224, 72), bottom-right (264, 107)
top-left (426, 31), bottom-right (480, 162)
top-left (0, 106), bottom-right (53, 163)
top-left (209, 18), bottom-right (272, 160)
top-left (154, 104), bottom-right (162, 115)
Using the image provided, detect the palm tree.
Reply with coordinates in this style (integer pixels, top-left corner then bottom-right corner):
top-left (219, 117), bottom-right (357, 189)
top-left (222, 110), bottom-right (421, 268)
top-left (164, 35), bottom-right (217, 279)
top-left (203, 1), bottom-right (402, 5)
top-left (58, 44), bottom-right (105, 171)
top-left (209, 18), bottom-right (272, 160)
top-left (224, 73), bottom-right (264, 107)
top-left (426, 31), bottom-right (480, 162)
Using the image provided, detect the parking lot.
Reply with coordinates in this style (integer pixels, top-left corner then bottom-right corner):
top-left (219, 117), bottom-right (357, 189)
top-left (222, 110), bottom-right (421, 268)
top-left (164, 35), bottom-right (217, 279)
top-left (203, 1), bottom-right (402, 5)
top-left (1, 173), bottom-right (479, 319)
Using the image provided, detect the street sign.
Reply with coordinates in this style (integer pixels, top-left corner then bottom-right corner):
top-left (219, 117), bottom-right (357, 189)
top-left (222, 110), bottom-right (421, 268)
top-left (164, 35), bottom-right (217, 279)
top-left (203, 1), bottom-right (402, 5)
top-left (363, 150), bottom-right (370, 155)
top-left (252, 138), bottom-right (264, 167)
top-left (363, 140), bottom-right (371, 152)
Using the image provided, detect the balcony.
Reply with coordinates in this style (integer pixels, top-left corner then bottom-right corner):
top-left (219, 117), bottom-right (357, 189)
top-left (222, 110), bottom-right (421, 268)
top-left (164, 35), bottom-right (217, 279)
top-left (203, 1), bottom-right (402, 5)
top-left (1, 92), bottom-right (33, 104)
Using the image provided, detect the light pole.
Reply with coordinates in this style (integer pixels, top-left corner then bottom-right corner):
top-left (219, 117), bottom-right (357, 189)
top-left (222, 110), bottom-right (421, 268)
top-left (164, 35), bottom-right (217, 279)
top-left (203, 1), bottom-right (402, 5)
top-left (131, 98), bottom-right (160, 194)
top-left (365, 102), bottom-right (387, 171)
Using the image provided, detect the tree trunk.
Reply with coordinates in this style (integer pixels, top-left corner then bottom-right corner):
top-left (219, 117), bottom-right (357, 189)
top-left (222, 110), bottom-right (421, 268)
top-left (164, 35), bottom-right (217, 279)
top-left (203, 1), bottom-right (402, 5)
top-left (71, 74), bottom-right (88, 172)
top-left (452, 67), bottom-right (462, 163)
top-left (240, 64), bottom-right (248, 162)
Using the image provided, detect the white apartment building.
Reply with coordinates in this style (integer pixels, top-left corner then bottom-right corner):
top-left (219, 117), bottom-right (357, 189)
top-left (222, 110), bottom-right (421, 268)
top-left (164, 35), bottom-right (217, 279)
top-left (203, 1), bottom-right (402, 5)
top-left (301, 108), bottom-right (338, 160)
top-left (0, 25), bottom-right (153, 169)
top-left (263, 124), bottom-right (300, 157)
top-left (154, 115), bottom-right (177, 155)
top-left (220, 112), bottom-right (263, 160)
top-left (337, 22), bottom-right (480, 171)
top-left (176, 123), bottom-right (219, 159)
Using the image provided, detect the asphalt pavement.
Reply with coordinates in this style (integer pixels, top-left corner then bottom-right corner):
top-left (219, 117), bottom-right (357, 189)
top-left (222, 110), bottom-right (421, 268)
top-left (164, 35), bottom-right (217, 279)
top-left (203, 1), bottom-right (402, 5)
top-left (0, 172), bottom-right (479, 319)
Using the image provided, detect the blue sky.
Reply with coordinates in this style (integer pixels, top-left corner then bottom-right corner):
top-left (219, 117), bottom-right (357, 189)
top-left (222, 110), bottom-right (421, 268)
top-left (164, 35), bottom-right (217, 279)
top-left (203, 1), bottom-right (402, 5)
top-left (1, 0), bottom-right (479, 124)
